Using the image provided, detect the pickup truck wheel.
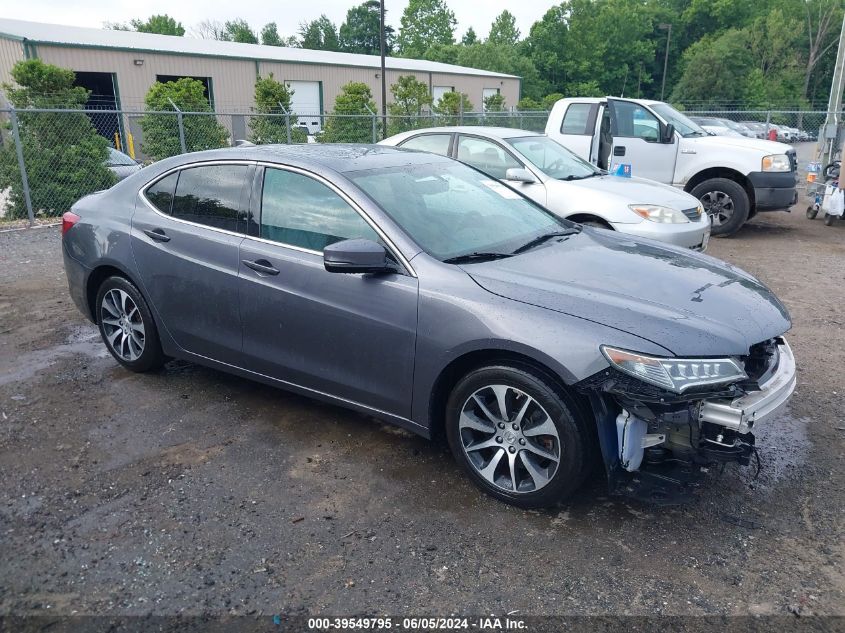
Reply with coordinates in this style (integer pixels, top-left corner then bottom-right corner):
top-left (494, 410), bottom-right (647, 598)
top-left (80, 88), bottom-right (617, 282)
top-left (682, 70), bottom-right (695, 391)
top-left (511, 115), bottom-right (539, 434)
top-left (445, 366), bottom-right (590, 508)
top-left (691, 178), bottom-right (749, 236)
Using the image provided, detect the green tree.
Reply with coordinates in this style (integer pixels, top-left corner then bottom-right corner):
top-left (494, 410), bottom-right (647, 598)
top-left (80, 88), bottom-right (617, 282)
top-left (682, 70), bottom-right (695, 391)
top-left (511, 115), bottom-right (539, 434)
top-left (397, 0), bottom-right (456, 58)
top-left (300, 15), bottom-right (340, 51)
top-left (523, 6), bottom-right (567, 92)
top-left (260, 22), bottom-right (284, 46)
top-left (541, 93), bottom-right (565, 110)
top-left (516, 96), bottom-right (543, 111)
top-left (387, 75), bottom-right (433, 134)
top-left (339, 1), bottom-right (394, 55)
top-left (0, 59), bottom-right (115, 219)
top-left (433, 91), bottom-right (473, 125)
top-left (321, 82), bottom-right (377, 143)
top-left (222, 19), bottom-right (258, 43)
top-left (461, 27), bottom-right (478, 46)
top-left (488, 10), bottom-right (520, 46)
top-left (670, 30), bottom-right (753, 107)
top-left (249, 74), bottom-right (307, 144)
top-left (139, 78), bottom-right (229, 160)
top-left (132, 14), bottom-right (185, 35)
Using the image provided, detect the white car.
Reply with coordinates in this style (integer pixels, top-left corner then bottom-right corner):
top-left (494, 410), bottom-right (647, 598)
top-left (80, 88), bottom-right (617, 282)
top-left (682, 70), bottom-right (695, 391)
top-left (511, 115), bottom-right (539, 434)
top-left (380, 127), bottom-right (710, 250)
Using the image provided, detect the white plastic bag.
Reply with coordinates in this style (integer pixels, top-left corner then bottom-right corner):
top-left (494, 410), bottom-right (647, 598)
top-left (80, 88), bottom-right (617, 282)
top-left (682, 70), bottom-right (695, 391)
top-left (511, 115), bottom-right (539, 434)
top-left (828, 187), bottom-right (845, 217)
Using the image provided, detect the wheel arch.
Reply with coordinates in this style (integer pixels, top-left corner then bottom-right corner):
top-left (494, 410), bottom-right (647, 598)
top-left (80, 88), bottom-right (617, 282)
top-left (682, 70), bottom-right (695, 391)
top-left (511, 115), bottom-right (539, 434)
top-left (427, 348), bottom-right (592, 443)
top-left (566, 213), bottom-right (613, 229)
top-left (685, 167), bottom-right (755, 209)
top-left (85, 262), bottom-right (142, 325)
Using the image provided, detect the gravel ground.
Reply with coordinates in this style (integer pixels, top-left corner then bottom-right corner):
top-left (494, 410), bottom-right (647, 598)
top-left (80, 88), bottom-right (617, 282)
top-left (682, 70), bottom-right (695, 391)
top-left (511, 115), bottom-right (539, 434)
top-left (0, 149), bottom-right (843, 621)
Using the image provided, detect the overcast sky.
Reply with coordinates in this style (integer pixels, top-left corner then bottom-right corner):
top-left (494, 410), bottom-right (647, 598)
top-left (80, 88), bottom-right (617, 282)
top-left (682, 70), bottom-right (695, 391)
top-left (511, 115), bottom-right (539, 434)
top-left (4, 0), bottom-right (551, 42)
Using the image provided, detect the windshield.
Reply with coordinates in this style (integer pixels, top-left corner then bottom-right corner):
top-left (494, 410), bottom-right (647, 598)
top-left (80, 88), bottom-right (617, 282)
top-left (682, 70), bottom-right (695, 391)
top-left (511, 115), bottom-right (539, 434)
top-left (651, 103), bottom-right (707, 137)
top-left (347, 161), bottom-right (570, 262)
top-left (506, 136), bottom-right (600, 180)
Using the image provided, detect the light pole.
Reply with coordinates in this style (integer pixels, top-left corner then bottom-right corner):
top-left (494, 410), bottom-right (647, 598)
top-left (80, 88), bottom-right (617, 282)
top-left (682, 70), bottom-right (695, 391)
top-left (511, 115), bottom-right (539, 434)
top-left (659, 23), bottom-right (672, 101)
top-left (379, 0), bottom-right (387, 140)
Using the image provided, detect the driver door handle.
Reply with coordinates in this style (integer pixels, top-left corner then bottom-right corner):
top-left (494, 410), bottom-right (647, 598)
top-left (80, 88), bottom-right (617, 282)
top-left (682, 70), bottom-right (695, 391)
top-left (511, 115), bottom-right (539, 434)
top-left (242, 259), bottom-right (280, 276)
top-left (143, 228), bottom-right (170, 242)
top-left (613, 146), bottom-right (626, 156)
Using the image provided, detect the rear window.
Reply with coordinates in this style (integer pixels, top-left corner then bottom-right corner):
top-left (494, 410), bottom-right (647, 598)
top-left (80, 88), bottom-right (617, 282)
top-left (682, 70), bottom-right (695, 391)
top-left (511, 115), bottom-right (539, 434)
top-left (145, 172), bottom-right (178, 214)
top-left (560, 103), bottom-right (593, 135)
top-left (399, 134), bottom-right (451, 156)
top-left (171, 165), bottom-right (248, 233)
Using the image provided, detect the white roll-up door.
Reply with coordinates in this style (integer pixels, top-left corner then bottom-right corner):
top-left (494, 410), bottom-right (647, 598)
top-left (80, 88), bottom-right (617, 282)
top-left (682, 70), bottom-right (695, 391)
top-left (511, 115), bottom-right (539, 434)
top-left (285, 80), bottom-right (322, 133)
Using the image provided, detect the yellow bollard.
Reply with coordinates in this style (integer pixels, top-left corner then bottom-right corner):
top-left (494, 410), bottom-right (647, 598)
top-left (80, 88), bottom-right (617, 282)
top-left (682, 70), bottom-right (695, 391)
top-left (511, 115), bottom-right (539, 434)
top-left (114, 132), bottom-right (120, 150)
top-left (127, 132), bottom-right (135, 160)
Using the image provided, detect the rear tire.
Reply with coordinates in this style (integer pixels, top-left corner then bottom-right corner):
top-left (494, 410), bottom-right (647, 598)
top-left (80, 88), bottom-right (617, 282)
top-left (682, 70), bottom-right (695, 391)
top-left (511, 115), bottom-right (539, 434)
top-left (445, 365), bottom-right (591, 508)
top-left (690, 178), bottom-right (749, 237)
top-left (806, 205), bottom-right (818, 219)
top-left (95, 276), bottom-right (165, 373)
top-left (825, 213), bottom-right (836, 226)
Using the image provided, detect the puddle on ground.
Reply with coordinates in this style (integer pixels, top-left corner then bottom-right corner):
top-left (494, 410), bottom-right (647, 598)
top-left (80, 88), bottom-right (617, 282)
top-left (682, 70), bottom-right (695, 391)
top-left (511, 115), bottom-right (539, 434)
top-left (0, 324), bottom-right (109, 387)
top-left (743, 408), bottom-right (810, 489)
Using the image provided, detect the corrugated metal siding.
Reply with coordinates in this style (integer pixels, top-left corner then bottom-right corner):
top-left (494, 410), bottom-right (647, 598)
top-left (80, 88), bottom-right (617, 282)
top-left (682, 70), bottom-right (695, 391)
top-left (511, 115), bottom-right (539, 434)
top-left (0, 36), bottom-right (24, 89)
top-left (4, 43), bottom-right (521, 114)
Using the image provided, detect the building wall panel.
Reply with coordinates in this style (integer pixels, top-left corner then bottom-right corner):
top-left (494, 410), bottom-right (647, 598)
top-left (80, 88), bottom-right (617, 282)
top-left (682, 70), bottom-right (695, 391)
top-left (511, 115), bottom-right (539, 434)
top-left (0, 36), bottom-right (25, 89)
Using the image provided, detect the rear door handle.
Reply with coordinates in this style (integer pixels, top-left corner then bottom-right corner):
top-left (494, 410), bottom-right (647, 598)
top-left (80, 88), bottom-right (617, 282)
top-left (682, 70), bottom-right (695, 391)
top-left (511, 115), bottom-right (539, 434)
top-left (613, 146), bottom-right (626, 156)
top-left (242, 259), bottom-right (280, 276)
top-left (143, 228), bottom-right (170, 242)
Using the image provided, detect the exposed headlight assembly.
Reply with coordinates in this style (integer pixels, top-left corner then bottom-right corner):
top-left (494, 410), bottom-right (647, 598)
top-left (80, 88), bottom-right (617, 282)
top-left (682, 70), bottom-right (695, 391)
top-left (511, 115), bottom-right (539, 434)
top-left (762, 154), bottom-right (790, 172)
top-left (601, 346), bottom-right (747, 393)
top-left (628, 204), bottom-right (689, 223)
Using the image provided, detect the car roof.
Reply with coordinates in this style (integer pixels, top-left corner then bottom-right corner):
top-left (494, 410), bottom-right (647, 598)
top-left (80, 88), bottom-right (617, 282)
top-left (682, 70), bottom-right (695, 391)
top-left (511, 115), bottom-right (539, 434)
top-left (386, 126), bottom-right (543, 142)
top-left (160, 143), bottom-right (452, 174)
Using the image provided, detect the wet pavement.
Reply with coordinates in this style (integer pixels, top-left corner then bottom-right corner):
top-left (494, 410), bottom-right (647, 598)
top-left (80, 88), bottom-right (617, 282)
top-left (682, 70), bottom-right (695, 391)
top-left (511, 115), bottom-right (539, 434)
top-left (0, 164), bottom-right (843, 617)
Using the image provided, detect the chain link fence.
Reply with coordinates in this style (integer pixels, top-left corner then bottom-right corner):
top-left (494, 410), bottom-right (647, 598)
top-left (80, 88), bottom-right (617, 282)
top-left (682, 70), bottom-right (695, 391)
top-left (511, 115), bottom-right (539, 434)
top-left (0, 105), bottom-right (829, 224)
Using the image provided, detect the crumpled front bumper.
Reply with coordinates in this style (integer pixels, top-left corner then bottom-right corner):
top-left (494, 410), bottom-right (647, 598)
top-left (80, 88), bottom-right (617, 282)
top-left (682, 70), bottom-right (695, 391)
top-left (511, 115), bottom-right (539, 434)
top-left (699, 340), bottom-right (796, 435)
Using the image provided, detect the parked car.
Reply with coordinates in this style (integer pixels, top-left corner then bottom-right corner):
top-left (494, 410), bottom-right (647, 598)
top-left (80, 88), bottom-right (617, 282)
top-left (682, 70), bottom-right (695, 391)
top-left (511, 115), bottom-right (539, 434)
top-left (545, 97), bottom-right (798, 236)
top-left (380, 127), bottom-right (710, 251)
top-left (106, 147), bottom-right (142, 181)
top-left (689, 117), bottom-right (745, 138)
top-left (61, 144), bottom-right (796, 508)
top-left (739, 121), bottom-right (769, 139)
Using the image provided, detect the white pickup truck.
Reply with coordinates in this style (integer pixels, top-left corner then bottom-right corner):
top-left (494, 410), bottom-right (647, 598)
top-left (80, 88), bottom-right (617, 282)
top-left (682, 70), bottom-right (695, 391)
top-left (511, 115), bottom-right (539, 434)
top-left (545, 97), bottom-right (797, 235)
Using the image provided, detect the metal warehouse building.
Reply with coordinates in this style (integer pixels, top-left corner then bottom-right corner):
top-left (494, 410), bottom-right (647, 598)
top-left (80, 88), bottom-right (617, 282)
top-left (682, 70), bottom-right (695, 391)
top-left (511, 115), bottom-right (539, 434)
top-left (0, 18), bottom-right (520, 128)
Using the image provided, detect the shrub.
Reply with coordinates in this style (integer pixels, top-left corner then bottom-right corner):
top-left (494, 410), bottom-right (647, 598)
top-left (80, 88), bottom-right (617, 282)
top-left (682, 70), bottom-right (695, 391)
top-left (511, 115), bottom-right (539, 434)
top-left (387, 75), bottom-right (433, 136)
top-left (249, 74), bottom-right (307, 144)
top-left (321, 82), bottom-right (376, 143)
top-left (432, 91), bottom-right (473, 126)
top-left (0, 59), bottom-right (115, 219)
top-left (138, 78), bottom-right (229, 160)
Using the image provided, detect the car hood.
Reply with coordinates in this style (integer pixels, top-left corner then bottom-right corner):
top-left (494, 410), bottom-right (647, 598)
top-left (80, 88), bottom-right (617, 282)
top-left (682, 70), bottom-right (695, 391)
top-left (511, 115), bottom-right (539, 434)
top-left (465, 229), bottom-right (791, 356)
top-left (553, 175), bottom-right (700, 211)
top-left (687, 134), bottom-right (792, 154)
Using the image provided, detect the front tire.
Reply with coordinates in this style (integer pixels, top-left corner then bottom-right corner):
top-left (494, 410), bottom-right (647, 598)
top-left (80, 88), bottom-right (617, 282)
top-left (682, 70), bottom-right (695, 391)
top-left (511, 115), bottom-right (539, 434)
top-left (806, 205), bottom-right (819, 219)
top-left (445, 365), bottom-right (591, 508)
top-left (825, 213), bottom-right (836, 226)
top-left (96, 276), bottom-right (165, 373)
top-left (691, 178), bottom-right (750, 237)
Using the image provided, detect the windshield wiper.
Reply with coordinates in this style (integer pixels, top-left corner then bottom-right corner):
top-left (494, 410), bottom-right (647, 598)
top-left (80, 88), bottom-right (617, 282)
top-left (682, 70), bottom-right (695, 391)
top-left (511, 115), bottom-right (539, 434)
top-left (442, 252), bottom-right (514, 264)
top-left (512, 229), bottom-right (580, 254)
top-left (561, 172), bottom-right (600, 181)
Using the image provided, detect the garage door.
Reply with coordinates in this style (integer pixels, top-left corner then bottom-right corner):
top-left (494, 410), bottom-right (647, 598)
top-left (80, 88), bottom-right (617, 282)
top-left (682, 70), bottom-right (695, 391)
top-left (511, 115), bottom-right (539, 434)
top-left (285, 80), bottom-right (322, 133)
top-left (482, 88), bottom-right (500, 111)
top-left (432, 86), bottom-right (453, 106)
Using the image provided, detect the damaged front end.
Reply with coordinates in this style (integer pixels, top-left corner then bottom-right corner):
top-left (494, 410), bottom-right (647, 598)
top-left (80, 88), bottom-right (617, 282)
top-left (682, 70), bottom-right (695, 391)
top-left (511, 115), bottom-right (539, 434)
top-left (576, 337), bottom-right (796, 504)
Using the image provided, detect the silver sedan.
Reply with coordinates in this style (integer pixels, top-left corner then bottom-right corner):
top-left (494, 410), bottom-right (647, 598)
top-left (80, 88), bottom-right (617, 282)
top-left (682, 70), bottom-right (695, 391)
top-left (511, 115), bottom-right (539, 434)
top-left (380, 127), bottom-right (710, 250)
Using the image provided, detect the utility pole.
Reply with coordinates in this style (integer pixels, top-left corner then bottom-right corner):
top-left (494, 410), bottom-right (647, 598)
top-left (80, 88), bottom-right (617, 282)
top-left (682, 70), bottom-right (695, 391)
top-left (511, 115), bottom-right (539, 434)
top-left (659, 23), bottom-right (672, 101)
top-left (379, 0), bottom-right (387, 141)
top-left (821, 12), bottom-right (845, 164)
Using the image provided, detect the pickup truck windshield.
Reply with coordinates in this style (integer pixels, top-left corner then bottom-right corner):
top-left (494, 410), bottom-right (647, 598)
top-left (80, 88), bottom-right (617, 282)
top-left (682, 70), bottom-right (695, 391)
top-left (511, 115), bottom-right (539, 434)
top-left (506, 136), bottom-right (600, 180)
top-left (651, 103), bottom-right (707, 138)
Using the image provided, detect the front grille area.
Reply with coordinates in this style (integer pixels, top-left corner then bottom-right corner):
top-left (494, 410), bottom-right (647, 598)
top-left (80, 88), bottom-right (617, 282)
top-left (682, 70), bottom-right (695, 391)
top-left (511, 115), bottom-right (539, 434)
top-left (681, 207), bottom-right (702, 221)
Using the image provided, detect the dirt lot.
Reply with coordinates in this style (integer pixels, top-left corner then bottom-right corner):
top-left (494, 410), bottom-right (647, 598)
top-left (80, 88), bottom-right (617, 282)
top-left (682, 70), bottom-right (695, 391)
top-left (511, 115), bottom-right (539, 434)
top-left (1, 167), bottom-right (844, 620)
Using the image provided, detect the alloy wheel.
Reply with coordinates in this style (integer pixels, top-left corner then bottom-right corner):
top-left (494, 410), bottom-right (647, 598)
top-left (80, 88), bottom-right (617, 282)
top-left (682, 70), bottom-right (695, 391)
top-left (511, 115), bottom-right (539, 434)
top-left (700, 190), bottom-right (735, 226)
top-left (458, 384), bottom-right (561, 493)
top-left (100, 288), bottom-right (145, 362)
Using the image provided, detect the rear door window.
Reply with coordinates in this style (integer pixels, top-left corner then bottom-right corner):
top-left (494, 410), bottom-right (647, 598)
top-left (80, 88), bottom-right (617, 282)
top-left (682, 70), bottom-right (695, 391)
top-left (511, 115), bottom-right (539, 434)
top-left (399, 134), bottom-right (452, 156)
top-left (560, 103), bottom-right (594, 134)
top-left (145, 172), bottom-right (179, 214)
top-left (171, 165), bottom-right (249, 233)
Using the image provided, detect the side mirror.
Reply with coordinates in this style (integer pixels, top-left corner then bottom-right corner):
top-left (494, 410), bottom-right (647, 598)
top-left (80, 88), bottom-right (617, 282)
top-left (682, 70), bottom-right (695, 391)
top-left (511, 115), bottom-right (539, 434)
top-left (504, 167), bottom-right (537, 184)
top-left (324, 238), bottom-right (394, 274)
top-left (661, 123), bottom-right (675, 143)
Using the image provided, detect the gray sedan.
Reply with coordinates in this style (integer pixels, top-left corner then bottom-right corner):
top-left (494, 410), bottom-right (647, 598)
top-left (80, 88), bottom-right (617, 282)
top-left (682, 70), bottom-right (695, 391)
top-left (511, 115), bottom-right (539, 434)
top-left (381, 127), bottom-right (710, 250)
top-left (61, 144), bottom-right (795, 507)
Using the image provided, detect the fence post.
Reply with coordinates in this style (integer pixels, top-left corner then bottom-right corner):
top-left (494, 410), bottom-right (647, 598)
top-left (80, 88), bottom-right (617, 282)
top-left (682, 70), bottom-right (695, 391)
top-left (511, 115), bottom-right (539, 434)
top-left (365, 104), bottom-right (377, 143)
top-left (459, 97), bottom-right (464, 125)
top-left (168, 98), bottom-right (187, 154)
top-left (279, 102), bottom-right (292, 144)
top-left (765, 110), bottom-right (771, 137)
top-left (8, 106), bottom-right (35, 226)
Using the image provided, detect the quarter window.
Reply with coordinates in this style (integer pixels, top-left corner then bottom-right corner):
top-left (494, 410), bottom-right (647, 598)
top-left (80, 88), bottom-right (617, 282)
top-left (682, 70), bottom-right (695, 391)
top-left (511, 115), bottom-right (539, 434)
top-left (560, 103), bottom-right (593, 135)
top-left (171, 165), bottom-right (248, 232)
top-left (399, 134), bottom-right (451, 156)
top-left (145, 172), bottom-right (178, 214)
top-left (260, 168), bottom-right (379, 252)
top-left (456, 136), bottom-right (521, 180)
